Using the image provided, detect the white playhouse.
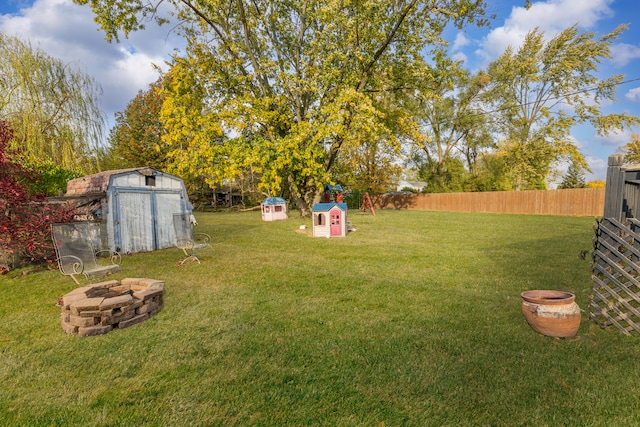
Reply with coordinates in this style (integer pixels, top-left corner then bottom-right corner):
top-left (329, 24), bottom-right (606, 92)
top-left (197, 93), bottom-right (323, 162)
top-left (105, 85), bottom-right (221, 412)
top-left (261, 197), bottom-right (288, 221)
top-left (312, 202), bottom-right (347, 238)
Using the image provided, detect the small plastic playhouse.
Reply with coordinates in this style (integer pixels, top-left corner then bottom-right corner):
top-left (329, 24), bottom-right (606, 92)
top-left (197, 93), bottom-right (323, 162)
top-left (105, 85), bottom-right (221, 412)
top-left (312, 202), bottom-right (347, 237)
top-left (312, 184), bottom-right (347, 237)
top-left (261, 197), bottom-right (288, 221)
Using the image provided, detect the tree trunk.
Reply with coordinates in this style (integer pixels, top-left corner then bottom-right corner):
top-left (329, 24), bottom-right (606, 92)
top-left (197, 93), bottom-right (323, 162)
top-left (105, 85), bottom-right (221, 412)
top-left (287, 175), bottom-right (321, 217)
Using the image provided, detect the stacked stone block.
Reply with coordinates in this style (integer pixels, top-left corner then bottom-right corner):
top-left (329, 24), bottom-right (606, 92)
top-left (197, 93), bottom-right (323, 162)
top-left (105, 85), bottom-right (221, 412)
top-left (59, 278), bottom-right (164, 337)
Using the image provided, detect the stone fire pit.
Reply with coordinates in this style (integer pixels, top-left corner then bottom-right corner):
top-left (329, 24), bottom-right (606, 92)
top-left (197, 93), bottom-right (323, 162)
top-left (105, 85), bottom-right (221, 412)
top-left (58, 278), bottom-right (164, 337)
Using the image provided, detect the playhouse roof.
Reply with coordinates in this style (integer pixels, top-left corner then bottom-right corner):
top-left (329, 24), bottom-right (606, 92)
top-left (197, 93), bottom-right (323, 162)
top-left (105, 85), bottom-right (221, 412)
top-left (324, 183), bottom-right (343, 193)
top-left (312, 202), bottom-right (347, 212)
top-left (262, 197), bottom-right (287, 205)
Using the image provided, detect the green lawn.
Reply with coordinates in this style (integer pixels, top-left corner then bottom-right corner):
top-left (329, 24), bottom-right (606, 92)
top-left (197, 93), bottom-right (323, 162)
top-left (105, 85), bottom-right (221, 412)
top-left (1, 210), bottom-right (638, 426)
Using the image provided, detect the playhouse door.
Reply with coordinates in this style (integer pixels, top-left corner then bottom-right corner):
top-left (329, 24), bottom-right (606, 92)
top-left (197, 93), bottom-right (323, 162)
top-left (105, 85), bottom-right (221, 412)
top-left (330, 210), bottom-right (342, 236)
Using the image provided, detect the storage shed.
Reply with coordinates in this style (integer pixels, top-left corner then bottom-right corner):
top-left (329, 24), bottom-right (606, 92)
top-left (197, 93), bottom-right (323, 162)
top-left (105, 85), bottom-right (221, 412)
top-left (64, 167), bottom-right (193, 254)
top-left (312, 202), bottom-right (347, 238)
top-left (261, 197), bottom-right (288, 221)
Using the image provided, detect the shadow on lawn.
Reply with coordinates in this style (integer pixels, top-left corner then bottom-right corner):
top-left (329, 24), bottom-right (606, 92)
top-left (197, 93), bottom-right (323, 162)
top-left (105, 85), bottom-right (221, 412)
top-left (482, 227), bottom-right (594, 298)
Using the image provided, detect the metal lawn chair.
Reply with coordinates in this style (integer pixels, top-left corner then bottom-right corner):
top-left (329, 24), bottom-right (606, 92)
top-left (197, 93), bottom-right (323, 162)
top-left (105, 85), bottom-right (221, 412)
top-left (173, 213), bottom-right (211, 265)
top-left (51, 222), bottom-right (122, 285)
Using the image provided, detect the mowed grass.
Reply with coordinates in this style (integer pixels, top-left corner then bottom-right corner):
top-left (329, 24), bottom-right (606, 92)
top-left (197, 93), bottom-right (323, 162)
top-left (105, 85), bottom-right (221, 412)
top-left (1, 210), bottom-right (639, 426)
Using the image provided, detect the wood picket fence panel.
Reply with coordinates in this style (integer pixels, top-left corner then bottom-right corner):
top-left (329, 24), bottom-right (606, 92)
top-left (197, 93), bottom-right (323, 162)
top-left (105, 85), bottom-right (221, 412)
top-left (590, 217), bottom-right (640, 335)
top-left (374, 188), bottom-right (604, 217)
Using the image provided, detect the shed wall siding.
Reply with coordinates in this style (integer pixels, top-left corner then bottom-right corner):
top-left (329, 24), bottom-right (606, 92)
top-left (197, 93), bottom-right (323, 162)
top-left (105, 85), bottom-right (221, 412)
top-left (110, 172), bottom-right (183, 191)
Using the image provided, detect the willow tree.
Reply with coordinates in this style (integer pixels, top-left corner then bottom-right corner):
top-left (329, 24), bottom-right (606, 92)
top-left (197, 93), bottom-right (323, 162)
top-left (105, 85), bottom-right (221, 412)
top-left (484, 24), bottom-right (639, 190)
top-left (76, 0), bottom-right (489, 215)
top-left (0, 32), bottom-right (106, 174)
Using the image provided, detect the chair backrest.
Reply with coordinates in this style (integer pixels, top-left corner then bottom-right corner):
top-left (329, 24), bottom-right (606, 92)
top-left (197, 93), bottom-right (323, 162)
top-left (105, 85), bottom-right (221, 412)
top-left (51, 222), bottom-right (99, 275)
top-left (173, 213), bottom-right (193, 244)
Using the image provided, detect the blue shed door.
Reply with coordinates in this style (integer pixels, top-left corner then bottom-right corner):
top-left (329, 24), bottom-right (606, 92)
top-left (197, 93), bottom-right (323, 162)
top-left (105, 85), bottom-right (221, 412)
top-left (114, 189), bottom-right (185, 253)
top-left (117, 191), bottom-right (154, 253)
top-left (114, 190), bottom-right (185, 253)
top-left (155, 192), bottom-right (184, 249)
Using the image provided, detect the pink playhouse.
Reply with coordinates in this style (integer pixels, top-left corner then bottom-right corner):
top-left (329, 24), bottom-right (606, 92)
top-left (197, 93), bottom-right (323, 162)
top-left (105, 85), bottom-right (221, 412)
top-left (261, 197), bottom-right (288, 221)
top-left (312, 202), bottom-right (347, 238)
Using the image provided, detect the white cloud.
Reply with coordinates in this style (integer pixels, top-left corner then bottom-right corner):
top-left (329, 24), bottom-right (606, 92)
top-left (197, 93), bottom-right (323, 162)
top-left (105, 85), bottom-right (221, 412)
top-left (476, 0), bottom-right (615, 65)
top-left (585, 155), bottom-right (608, 182)
top-left (611, 43), bottom-right (640, 67)
top-left (452, 51), bottom-right (468, 63)
top-left (452, 32), bottom-right (470, 51)
top-left (0, 0), bottom-right (182, 123)
top-left (625, 87), bottom-right (640, 103)
top-left (594, 128), bottom-right (634, 147)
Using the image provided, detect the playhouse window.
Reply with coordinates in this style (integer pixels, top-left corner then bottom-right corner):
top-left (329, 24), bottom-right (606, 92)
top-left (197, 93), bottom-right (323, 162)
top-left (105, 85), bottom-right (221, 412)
top-left (315, 213), bottom-right (325, 226)
top-left (145, 176), bottom-right (156, 186)
top-left (275, 205), bottom-right (283, 212)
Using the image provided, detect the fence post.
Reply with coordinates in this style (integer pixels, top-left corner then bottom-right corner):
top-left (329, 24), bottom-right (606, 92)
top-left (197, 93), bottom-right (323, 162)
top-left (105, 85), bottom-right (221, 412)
top-left (603, 154), bottom-right (625, 221)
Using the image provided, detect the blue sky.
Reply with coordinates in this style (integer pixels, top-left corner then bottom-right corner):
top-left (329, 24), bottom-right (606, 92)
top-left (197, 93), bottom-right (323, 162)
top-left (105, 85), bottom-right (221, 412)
top-left (1, 0), bottom-right (639, 182)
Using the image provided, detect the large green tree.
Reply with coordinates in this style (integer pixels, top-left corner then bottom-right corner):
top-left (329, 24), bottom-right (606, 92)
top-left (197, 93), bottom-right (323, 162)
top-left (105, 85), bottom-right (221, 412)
top-left (76, 0), bottom-right (489, 215)
top-left (484, 24), bottom-right (639, 190)
top-left (409, 54), bottom-right (491, 192)
top-left (0, 32), bottom-right (106, 174)
top-left (332, 137), bottom-right (403, 194)
top-left (107, 76), bottom-right (169, 170)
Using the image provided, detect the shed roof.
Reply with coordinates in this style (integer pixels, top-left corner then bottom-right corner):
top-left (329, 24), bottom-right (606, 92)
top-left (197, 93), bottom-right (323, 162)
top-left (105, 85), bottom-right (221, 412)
top-left (65, 167), bottom-right (156, 196)
top-left (262, 197), bottom-right (287, 205)
top-left (312, 202), bottom-right (347, 212)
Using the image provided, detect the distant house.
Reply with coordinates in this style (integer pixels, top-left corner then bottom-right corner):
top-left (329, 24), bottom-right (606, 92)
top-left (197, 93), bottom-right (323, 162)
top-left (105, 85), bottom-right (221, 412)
top-left (312, 202), bottom-right (347, 238)
top-left (261, 197), bottom-right (288, 221)
top-left (396, 180), bottom-right (428, 192)
top-left (61, 167), bottom-right (194, 254)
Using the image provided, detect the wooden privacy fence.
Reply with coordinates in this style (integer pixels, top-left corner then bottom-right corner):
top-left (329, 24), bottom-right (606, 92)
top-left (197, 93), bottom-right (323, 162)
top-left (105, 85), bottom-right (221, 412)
top-left (375, 187), bottom-right (605, 217)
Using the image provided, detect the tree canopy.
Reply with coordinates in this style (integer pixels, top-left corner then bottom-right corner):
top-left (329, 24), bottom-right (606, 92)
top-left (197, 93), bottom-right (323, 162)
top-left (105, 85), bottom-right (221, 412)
top-left (483, 24), bottom-right (639, 190)
top-left (622, 134), bottom-right (640, 165)
top-left (408, 54), bottom-right (491, 192)
top-left (107, 76), bottom-right (169, 170)
top-left (82, 0), bottom-right (639, 203)
top-left (77, 0), bottom-right (490, 215)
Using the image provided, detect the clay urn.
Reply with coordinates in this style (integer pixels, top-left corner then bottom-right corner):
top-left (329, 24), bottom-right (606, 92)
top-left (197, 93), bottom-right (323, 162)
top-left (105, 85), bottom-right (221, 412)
top-left (520, 290), bottom-right (581, 338)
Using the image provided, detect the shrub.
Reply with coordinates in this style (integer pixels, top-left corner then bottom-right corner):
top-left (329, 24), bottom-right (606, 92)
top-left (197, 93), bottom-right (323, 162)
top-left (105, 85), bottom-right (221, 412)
top-left (0, 120), bottom-right (76, 273)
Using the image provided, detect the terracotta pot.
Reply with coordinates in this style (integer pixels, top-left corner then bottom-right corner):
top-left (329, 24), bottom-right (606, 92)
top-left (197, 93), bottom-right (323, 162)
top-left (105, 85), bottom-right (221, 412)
top-left (521, 290), bottom-right (581, 338)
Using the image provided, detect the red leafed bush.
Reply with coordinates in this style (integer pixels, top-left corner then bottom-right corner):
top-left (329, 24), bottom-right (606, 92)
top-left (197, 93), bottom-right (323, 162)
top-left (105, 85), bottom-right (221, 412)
top-left (0, 120), bottom-right (76, 273)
